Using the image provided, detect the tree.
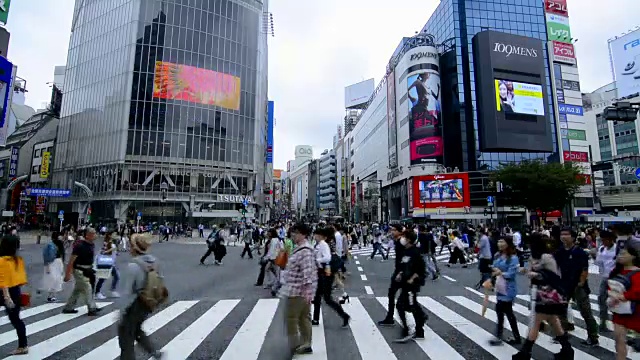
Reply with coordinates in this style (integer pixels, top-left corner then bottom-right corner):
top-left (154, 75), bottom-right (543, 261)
top-left (492, 160), bottom-right (585, 219)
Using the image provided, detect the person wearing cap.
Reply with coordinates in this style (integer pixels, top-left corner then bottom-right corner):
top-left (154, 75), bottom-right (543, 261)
top-left (62, 227), bottom-right (100, 316)
top-left (378, 223), bottom-right (405, 326)
top-left (280, 223), bottom-right (318, 357)
top-left (116, 233), bottom-right (164, 360)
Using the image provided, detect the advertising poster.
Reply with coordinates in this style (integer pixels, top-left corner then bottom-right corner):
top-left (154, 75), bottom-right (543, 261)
top-left (545, 0), bottom-right (568, 16)
top-left (546, 15), bottom-right (572, 44)
top-left (386, 71), bottom-right (398, 168)
top-left (552, 41), bottom-right (576, 65)
top-left (565, 128), bottom-right (586, 141)
top-left (267, 101), bottom-right (274, 163)
top-left (558, 103), bottom-right (583, 116)
top-left (412, 173), bottom-right (470, 209)
top-left (407, 71), bottom-right (442, 164)
top-left (495, 79), bottom-right (545, 116)
top-left (609, 28), bottom-right (640, 98)
top-left (153, 61), bottom-right (241, 110)
top-left (563, 150), bottom-right (588, 162)
top-left (40, 151), bottom-right (51, 179)
top-left (351, 182), bottom-right (356, 207)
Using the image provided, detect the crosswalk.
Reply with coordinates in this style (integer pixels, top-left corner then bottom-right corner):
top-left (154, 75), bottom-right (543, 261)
top-left (1, 291), bottom-right (636, 359)
top-left (349, 245), bottom-right (479, 265)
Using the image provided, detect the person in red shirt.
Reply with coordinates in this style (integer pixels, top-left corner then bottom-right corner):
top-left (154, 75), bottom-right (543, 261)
top-left (609, 240), bottom-right (640, 360)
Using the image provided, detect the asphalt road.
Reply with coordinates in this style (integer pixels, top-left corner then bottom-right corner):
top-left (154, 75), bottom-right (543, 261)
top-left (0, 240), bottom-right (631, 360)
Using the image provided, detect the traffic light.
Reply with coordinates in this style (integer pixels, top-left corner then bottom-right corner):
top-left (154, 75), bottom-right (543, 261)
top-left (603, 101), bottom-right (639, 122)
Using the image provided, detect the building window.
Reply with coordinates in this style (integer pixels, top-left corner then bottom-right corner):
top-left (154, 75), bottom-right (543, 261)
top-left (32, 166), bottom-right (39, 175)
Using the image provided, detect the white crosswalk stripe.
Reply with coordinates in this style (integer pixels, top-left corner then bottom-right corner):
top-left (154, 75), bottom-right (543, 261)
top-left (0, 294), bottom-right (635, 359)
top-left (350, 245), bottom-right (478, 265)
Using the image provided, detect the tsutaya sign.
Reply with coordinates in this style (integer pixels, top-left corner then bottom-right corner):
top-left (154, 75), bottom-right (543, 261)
top-left (216, 194), bottom-right (253, 203)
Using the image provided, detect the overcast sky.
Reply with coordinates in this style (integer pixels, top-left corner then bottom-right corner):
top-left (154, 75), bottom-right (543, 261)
top-left (6, 0), bottom-right (639, 169)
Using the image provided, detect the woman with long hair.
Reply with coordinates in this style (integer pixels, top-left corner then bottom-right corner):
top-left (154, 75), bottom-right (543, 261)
top-left (489, 236), bottom-right (521, 346)
top-left (513, 234), bottom-right (574, 359)
top-left (0, 235), bottom-right (28, 355)
top-left (41, 231), bottom-right (65, 302)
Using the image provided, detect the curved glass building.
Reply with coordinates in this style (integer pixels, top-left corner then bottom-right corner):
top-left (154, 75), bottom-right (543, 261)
top-left (51, 0), bottom-right (270, 225)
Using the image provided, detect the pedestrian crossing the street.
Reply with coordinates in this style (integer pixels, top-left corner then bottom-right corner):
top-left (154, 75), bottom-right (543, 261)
top-left (349, 245), bottom-right (479, 265)
top-left (2, 292), bottom-right (635, 359)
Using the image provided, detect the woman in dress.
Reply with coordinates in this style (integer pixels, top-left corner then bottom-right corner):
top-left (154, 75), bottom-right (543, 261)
top-left (41, 232), bottom-right (65, 302)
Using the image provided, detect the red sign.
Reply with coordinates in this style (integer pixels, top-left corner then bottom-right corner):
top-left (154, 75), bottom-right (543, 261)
top-left (563, 151), bottom-right (588, 162)
top-left (412, 173), bottom-right (471, 209)
top-left (545, 0), bottom-right (568, 16)
top-left (351, 183), bottom-right (356, 207)
top-left (553, 41), bottom-right (575, 58)
top-left (576, 174), bottom-right (592, 185)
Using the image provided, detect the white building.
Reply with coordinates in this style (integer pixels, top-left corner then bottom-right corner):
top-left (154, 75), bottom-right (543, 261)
top-left (289, 160), bottom-right (310, 217)
top-left (317, 149), bottom-right (336, 216)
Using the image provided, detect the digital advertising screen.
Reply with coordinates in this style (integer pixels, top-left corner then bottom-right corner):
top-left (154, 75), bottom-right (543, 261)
top-left (412, 173), bottom-right (470, 209)
top-left (153, 61), bottom-right (241, 111)
top-left (407, 70), bottom-right (442, 165)
top-left (609, 28), bottom-right (640, 99)
top-left (495, 79), bottom-right (544, 116)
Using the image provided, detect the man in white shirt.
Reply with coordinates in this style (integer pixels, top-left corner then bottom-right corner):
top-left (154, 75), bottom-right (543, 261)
top-left (512, 230), bottom-right (524, 267)
top-left (592, 230), bottom-right (616, 333)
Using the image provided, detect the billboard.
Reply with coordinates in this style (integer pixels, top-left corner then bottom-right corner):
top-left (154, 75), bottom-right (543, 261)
top-left (273, 169), bottom-right (282, 180)
top-left (552, 41), bottom-right (576, 65)
top-left (405, 46), bottom-right (443, 165)
top-left (472, 31), bottom-right (553, 152)
top-left (412, 173), bottom-right (471, 209)
top-left (40, 152), bottom-right (51, 179)
top-left (8, 146), bottom-right (17, 177)
top-left (351, 182), bottom-right (356, 207)
top-left (558, 103), bottom-right (583, 116)
top-left (0, 0), bottom-right (11, 25)
top-left (153, 61), bottom-right (241, 111)
top-left (609, 28), bottom-right (640, 98)
top-left (563, 150), bottom-right (588, 162)
top-left (344, 79), bottom-right (375, 109)
top-left (546, 14), bottom-right (571, 44)
top-left (545, 0), bottom-right (568, 16)
top-left (267, 101), bottom-right (274, 163)
top-left (562, 128), bottom-right (586, 141)
top-left (386, 71), bottom-right (398, 168)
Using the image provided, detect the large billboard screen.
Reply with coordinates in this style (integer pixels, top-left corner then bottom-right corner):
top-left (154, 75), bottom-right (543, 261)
top-left (386, 71), bottom-right (398, 168)
top-left (495, 79), bottom-right (544, 116)
top-left (472, 31), bottom-right (553, 152)
top-left (344, 78), bottom-right (375, 108)
top-left (153, 61), bottom-right (241, 111)
top-left (609, 28), bottom-right (640, 99)
top-left (412, 173), bottom-right (470, 209)
top-left (406, 47), bottom-right (442, 165)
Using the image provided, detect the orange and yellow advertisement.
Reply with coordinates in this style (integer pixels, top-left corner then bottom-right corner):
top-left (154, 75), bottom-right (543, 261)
top-left (153, 61), bottom-right (241, 111)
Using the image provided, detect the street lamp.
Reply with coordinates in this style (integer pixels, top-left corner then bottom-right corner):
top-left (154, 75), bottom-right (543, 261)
top-left (160, 181), bottom-right (168, 241)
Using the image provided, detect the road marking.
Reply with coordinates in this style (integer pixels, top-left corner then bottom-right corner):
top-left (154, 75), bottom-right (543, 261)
top-left (417, 297), bottom-right (518, 360)
top-left (7, 306), bottom-right (118, 359)
top-left (0, 303), bottom-right (64, 326)
top-left (0, 302), bottom-right (112, 347)
top-left (353, 256), bottom-right (358, 260)
top-left (448, 296), bottom-right (601, 360)
top-left (442, 275), bottom-right (456, 282)
top-left (80, 301), bottom-right (198, 360)
top-left (357, 266), bottom-right (364, 272)
top-left (308, 311), bottom-right (328, 360)
top-left (376, 297), bottom-right (465, 360)
top-left (364, 286), bottom-right (373, 295)
top-left (218, 298), bottom-right (279, 360)
top-left (355, 260), bottom-right (361, 265)
top-left (360, 274), bottom-right (368, 281)
top-left (158, 300), bottom-right (241, 359)
top-left (349, 298), bottom-right (397, 359)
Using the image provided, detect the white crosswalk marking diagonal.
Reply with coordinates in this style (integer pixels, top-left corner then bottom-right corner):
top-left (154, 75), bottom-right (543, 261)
top-left (0, 294), bottom-right (631, 360)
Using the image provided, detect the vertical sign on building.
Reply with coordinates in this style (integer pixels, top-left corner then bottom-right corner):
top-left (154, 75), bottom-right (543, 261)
top-left (266, 101), bottom-right (274, 163)
top-left (351, 182), bottom-right (356, 208)
top-left (0, 57), bottom-right (14, 146)
top-left (8, 146), bottom-right (17, 177)
top-left (386, 70), bottom-right (398, 168)
top-left (40, 151), bottom-right (51, 179)
top-left (0, 0), bottom-right (12, 25)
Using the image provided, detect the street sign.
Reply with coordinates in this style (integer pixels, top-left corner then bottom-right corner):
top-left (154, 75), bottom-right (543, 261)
top-left (58, 210), bottom-right (64, 216)
top-left (137, 216), bottom-right (141, 221)
top-left (58, 214), bottom-right (64, 220)
top-left (635, 168), bottom-right (640, 180)
top-left (242, 199), bottom-right (249, 207)
top-left (487, 196), bottom-right (494, 205)
top-left (137, 211), bottom-right (142, 217)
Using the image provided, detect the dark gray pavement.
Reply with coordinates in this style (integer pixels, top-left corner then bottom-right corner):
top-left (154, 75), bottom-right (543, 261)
top-left (0, 240), bottom-right (628, 360)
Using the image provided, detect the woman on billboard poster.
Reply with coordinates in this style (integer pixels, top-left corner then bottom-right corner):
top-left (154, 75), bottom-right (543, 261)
top-left (408, 72), bottom-right (442, 164)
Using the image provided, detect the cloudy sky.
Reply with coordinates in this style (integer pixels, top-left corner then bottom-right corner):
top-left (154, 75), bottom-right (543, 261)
top-left (5, 0), bottom-right (640, 169)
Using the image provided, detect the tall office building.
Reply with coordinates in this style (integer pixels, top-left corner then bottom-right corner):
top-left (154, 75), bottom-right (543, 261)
top-left (317, 149), bottom-right (337, 216)
top-left (51, 0), bottom-right (270, 224)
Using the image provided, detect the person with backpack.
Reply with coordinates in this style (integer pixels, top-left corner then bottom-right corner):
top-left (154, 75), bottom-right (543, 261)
top-left (393, 229), bottom-right (427, 343)
top-left (117, 233), bottom-right (168, 360)
top-left (41, 232), bottom-right (65, 302)
top-left (200, 225), bottom-right (226, 265)
top-left (607, 240), bottom-right (640, 360)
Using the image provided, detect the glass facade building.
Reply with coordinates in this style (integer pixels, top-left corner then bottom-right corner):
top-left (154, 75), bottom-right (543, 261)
top-left (422, 0), bottom-right (559, 172)
top-left (52, 0), bottom-right (269, 225)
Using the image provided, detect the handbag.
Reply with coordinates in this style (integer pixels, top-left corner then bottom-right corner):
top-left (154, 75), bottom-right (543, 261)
top-left (20, 291), bottom-right (30, 307)
top-left (495, 276), bottom-right (507, 295)
top-left (274, 250), bottom-right (288, 269)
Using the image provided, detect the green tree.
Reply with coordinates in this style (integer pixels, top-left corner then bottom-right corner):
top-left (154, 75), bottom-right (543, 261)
top-left (492, 160), bottom-right (585, 218)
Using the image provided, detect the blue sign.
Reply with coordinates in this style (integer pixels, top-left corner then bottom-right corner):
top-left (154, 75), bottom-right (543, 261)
top-left (558, 103), bottom-right (584, 116)
top-left (27, 188), bottom-right (71, 197)
top-left (58, 210), bottom-right (64, 215)
top-left (266, 101), bottom-right (274, 164)
top-left (576, 209), bottom-right (594, 216)
top-left (137, 211), bottom-right (142, 217)
top-left (242, 199), bottom-right (249, 207)
top-left (8, 147), bottom-right (17, 177)
top-left (487, 196), bottom-right (494, 204)
top-left (635, 168), bottom-right (640, 180)
top-left (0, 56), bottom-right (13, 130)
